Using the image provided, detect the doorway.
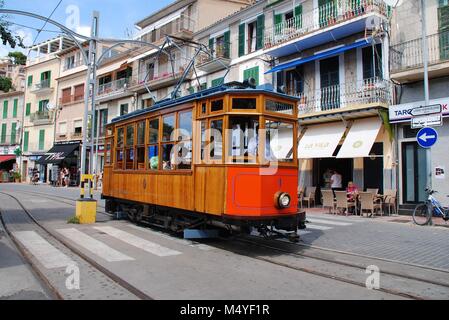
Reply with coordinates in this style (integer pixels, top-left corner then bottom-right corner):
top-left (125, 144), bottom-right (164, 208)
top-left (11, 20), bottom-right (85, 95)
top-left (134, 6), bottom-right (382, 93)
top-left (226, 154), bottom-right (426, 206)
top-left (401, 141), bottom-right (428, 203)
top-left (320, 56), bottom-right (340, 110)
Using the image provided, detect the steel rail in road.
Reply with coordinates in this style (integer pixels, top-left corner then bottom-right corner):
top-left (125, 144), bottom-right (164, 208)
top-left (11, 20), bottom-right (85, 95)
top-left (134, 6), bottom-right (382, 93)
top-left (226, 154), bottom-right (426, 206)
top-left (0, 191), bottom-right (153, 300)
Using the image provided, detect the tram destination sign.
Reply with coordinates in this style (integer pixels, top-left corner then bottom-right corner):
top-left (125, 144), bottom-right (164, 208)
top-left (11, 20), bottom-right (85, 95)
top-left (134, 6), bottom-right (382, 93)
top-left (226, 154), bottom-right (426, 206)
top-left (411, 104), bottom-right (442, 117)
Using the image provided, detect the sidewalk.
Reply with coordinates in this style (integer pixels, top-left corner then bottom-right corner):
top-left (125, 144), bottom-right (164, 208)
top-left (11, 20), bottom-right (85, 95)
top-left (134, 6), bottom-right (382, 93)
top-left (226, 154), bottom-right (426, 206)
top-left (303, 207), bottom-right (449, 229)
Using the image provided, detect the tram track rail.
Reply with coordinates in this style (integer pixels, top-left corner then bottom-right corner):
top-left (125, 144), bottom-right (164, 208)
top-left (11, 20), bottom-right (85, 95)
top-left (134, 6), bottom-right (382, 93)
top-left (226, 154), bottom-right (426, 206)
top-left (0, 191), bottom-right (153, 300)
top-left (4, 188), bottom-right (449, 300)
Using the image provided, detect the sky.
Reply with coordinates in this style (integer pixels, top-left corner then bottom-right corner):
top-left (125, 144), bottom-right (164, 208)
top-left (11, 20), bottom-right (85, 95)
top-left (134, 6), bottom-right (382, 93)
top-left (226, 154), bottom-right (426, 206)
top-left (1, 0), bottom-right (174, 56)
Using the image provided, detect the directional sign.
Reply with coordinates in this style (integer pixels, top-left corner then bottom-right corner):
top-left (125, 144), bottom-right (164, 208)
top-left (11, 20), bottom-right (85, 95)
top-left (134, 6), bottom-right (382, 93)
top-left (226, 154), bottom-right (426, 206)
top-left (417, 127), bottom-right (438, 148)
top-left (411, 114), bottom-right (443, 129)
top-left (411, 104), bottom-right (442, 117)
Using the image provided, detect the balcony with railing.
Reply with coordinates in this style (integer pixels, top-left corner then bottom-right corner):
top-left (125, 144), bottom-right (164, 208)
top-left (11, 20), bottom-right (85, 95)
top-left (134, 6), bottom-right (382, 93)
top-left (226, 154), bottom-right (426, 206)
top-left (30, 79), bottom-right (53, 93)
top-left (71, 132), bottom-right (83, 140)
top-left (197, 41), bottom-right (231, 73)
top-left (139, 15), bottom-right (196, 46)
top-left (30, 110), bottom-right (53, 125)
top-left (129, 65), bottom-right (191, 92)
top-left (96, 78), bottom-right (131, 101)
top-left (264, 0), bottom-right (388, 57)
top-left (390, 30), bottom-right (449, 82)
top-left (292, 77), bottom-right (390, 122)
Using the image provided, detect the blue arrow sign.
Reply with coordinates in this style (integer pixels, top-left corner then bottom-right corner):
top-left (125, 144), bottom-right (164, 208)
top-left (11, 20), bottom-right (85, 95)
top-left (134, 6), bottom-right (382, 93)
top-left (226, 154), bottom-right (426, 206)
top-left (417, 127), bottom-right (438, 148)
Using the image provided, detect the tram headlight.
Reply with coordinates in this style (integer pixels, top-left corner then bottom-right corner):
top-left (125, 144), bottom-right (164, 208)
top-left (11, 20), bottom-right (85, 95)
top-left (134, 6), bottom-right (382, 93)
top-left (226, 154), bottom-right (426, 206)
top-left (275, 192), bottom-right (291, 209)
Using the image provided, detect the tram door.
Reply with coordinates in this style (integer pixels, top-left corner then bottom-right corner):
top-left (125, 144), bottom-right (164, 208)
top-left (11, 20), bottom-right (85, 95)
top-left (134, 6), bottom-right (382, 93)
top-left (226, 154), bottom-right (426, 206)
top-left (402, 142), bottom-right (428, 203)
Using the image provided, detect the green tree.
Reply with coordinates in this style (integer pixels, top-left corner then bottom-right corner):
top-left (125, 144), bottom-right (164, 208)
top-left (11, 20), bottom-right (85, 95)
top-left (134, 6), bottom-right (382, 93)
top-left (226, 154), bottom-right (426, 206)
top-left (0, 76), bottom-right (13, 92)
top-left (0, 0), bottom-right (24, 49)
top-left (8, 51), bottom-right (26, 65)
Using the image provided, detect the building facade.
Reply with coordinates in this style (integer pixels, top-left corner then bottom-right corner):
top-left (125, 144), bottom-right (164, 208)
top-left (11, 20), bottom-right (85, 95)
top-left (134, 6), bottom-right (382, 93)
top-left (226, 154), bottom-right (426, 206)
top-left (389, 0), bottom-right (449, 209)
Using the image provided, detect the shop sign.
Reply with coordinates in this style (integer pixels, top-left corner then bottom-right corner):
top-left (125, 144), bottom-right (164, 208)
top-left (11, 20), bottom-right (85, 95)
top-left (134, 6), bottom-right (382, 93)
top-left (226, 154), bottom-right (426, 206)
top-left (389, 98), bottom-right (449, 123)
top-left (411, 104), bottom-right (442, 117)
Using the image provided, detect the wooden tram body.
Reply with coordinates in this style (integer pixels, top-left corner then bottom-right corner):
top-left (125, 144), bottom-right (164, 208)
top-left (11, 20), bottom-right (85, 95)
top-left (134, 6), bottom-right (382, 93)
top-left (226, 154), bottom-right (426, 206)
top-left (102, 84), bottom-right (301, 239)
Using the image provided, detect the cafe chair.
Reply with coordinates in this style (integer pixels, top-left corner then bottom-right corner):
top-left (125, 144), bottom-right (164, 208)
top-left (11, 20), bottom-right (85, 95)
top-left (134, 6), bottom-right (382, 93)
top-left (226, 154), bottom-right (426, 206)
top-left (335, 191), bottom-right (356, 216)
top-left (383, 189), bottom-right (398, 216)
top-left (359, 192), bottom-right (382, 218)
top-left (298, 187), bottom-right (304, 209)
top-left (303, 186), bottom-right (316, 208)
top-left (321, 189), bottom-right (336, 214)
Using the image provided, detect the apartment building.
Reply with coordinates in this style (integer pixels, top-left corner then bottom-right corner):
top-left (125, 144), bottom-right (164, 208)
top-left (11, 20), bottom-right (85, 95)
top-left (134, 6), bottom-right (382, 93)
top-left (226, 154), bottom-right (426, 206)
top-left (93, 0), bottom-right (253, 174)
top-left (389, 0), bottom-right (449, 208)
top-left (21, 36), bottom-right (74, 183)
top-left (0, 57), bottom-right (26, 91)
top-left (192, 0), bottom-right (394, 200)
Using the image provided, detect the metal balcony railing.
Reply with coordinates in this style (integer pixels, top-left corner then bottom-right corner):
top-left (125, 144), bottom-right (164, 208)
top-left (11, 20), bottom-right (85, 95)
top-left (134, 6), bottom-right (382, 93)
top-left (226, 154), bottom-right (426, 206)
top-left (390, 30), bottom-right (449, 74)
top-left (264, 0), bottom-right (388, 49)
top-left (139, 14), bottom-right (195, 44)
top-left (62, 59), bottom-right (85, 71)
top-left (30, 110), bottom-right (52, 123)
top-left (293, 77), bottom-right (391, 115)
top-left (198, 42), bottom-right (231, 65)
top-left (97, 78), bottom-right (130, 96)
top-left (130, 66), bottom-right (187, 87)
top-left (0, 134), bottom-right (21, 145)
top-left (32, 79), bottom-right (51, 91)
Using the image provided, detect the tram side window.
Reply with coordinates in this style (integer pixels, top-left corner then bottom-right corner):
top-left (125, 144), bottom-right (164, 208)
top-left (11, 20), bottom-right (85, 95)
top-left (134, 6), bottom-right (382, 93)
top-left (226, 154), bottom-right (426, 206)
top-left (232, 98), bottom-right (257, 110)
top-left (136, 121), bottom-right (145, 170)
top-left (125, 125), bottom-right (135, 170)
top-left (148, 118), bottom-right (159, 170)
top-left (176, 111), bottom-right (192, 170)
top-left (162, 114), bottom-right (175, 170)
top-left (200, 121), bottom-right (206, 162)
top-left (116, 127), bottom-right (124, 169)
top-left (211, 99), bottom-right (223, 112)
top-left (209, 119), bottom-right (223, 162)
top-left (105, 139), bottom-right (112, 165)
top-left (265, 120), bottom-right (294, 162)
top-left (228, 116), bottom-right (259, 163)
top-left (162, 114), bottom-right (175, 142)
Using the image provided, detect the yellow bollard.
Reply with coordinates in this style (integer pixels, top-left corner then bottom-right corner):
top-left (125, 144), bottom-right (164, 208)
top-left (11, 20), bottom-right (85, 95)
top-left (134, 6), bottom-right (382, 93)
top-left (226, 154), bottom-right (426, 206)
top-left (75, 174), bottom-right (97, 224)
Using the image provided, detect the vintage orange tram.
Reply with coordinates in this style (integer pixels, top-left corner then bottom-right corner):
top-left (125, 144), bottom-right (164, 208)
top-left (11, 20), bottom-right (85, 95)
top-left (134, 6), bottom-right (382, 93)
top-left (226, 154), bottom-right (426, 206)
top-left (102, 82), bottom-right (302, 241)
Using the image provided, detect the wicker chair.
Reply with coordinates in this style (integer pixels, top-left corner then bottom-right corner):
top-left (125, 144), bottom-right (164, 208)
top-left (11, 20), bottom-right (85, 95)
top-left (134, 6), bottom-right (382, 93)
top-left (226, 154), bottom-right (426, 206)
top-left (303, 186), bottom-right (316, 208)
top-left (321, 189), bottom-right (336, 214)
top-left (335, 191), bottom-right (356, 216)
top-left (383, 189), bottom-right (398, 216)
top-left (359, 192), bottom-right (382, 217)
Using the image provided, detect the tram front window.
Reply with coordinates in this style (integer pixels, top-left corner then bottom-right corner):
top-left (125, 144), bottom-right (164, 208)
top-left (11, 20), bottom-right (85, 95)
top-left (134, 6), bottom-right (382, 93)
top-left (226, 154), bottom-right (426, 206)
top-left (265, 120), bottom-right (294, 163)
top-left (229, 116), bottom-right (259, 163)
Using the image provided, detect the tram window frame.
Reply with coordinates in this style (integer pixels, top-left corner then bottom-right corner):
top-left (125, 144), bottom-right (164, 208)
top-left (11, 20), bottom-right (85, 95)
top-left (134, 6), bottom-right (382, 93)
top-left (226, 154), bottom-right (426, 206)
top-left (264, 118), bottom-right (295, 163)
top-left (125, 124), bottom-right (135, 170)
top-left (210, 98), bottom-right (224, 113)
top-left (161, 113), bottom-right (176, 171)
top-left (227, 115), bottom-right (260, 164)
top-left (176, 110), bottom-right (193, 170)
top-left (115, 127), bottom-right (125, 170)
top-left (231, 97), bottom-right (258, 111)
top-left (105, 137), bottom-right (113, 166)
top-left (148, 117), bottom-right (160, 171)
top-left (136, 120), bottom-right (146, 170)
top-left (208, 117), bottom-right (224, 164)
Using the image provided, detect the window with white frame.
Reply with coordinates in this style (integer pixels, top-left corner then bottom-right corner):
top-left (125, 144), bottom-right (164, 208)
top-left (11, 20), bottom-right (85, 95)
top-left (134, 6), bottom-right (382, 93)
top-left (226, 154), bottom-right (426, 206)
top-left (59, 122), bottom-right (67, 135)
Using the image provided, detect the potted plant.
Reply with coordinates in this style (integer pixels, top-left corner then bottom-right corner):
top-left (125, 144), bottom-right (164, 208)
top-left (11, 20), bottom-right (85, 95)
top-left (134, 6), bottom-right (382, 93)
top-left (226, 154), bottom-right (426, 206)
top-left (12, 172), bottom-right (21, 183)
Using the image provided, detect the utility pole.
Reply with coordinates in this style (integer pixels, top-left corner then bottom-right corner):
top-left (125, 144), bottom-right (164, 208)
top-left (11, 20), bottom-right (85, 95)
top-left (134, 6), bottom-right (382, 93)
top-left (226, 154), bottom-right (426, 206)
top-left (420, 0), bottom-right (432, 190)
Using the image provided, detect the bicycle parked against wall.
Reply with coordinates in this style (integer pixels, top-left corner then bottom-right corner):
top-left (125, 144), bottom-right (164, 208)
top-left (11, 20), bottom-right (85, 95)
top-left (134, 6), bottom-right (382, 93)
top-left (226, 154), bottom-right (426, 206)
top-left (413, 189), bottom-right (449, 226)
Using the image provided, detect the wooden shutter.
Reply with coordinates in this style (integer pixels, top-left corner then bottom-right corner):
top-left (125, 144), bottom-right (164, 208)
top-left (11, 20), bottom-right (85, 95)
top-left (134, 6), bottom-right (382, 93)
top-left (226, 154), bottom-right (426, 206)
top-left (27, 75), bottom-right (33, 87)
top-left (211, 77), bottom-right (224, 87)
top-left (13, 99), bottom-right (18, 118)
top-left (438, 6), bottom-right (449, 59)
top-left (0, 123), bottom-right (6, 143)
top-left (209, 37), bottom-right (214, 53)
top-left (11, 123), bottom-right (16, 144)
top-left (238, 23), bottom-right (245, 57)
top-left (3, 100), bottom-right (8, 119)
top-left (274, 13), bottom-right (283, 35)
top-left (223, 31), bottom-right (230, 58)
top-left (26, 103), bottom-right (31, 116)
top-left (38, 100), bottom-right (43, 112)
top-left (39, 129), bottom-right (45, 150)
top-left (243, 66), bottom-right (259, 86)
top-left (295, 5), bottom-right (303, 29)
top-left (74, 84), bottom-right (85, 101)
top-left (62, 88), bottom-right (71, 104)
top-left (256, 15), bottom-right (265, 50)
top-left (23, 131), bottom-right (29, 152)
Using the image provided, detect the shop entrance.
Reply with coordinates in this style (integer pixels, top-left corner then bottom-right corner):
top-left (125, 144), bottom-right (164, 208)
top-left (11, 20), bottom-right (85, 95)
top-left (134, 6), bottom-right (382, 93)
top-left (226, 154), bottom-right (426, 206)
top-left (313, 158), bottom-right (353, 204)
top-left (363, 142), bottom-right (384, 194)
top-left (402, 141), bottom-right (428, 203)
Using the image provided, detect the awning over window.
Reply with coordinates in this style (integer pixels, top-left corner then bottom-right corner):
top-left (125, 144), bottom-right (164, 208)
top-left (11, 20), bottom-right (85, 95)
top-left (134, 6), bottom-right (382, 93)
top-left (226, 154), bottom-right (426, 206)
top-left (0, 155), bottom-right (16, 164)
top-left (265, 38), bottom-right (373, 74)
top-left (298, 122), bottom-right (347, 159)
top-left (97, 61), bottom-right (127, 76)
top-left (336, 117), bottom-right (382, 158)
top-left (36, 143), bottom-right (80, 165)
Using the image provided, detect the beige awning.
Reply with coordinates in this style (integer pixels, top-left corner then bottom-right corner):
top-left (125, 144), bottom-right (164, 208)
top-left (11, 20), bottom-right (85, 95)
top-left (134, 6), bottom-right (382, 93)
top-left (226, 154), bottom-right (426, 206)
top-left (127, 49), bottom-right (158, 63)
top-left (336, 117), bottom-right (382, 158)
top-left (97, 61), bottom-right (126, 76)
top-left (298, 122), bottom-right (347, 159)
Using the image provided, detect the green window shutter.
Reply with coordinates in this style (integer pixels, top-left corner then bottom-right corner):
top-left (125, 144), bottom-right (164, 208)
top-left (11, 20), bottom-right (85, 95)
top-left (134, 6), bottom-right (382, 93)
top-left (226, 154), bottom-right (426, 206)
top-left (438, 6), bottom-right (449, 59)
top-left (238, 23), bottom-right (245, 57)
top-left (294, 5), bottom-right (303, 29)
top-left (23, 132), bottom-right (29, 152)
top-left (209, 38), bottom-right (214, 52)
top-left (40, 72), bottom-right (45, 81)
top-left (187, 87), bottom-right (195, 94)
top-left (243, 66), bottom-right (260, 86)
top-left (3, 100), bottom-right (8, 119)
top-left (27, 75), bottom-right (33, 87)
top-left (39, 129), bottom-right (45, 150)
top-left (223, 31), bottom-right (231, 58)
top-left (48, 71), bottom-right (51, 86)
top-left (274, 13), bottom-right (283, 35)
top-left (256, 14), bottom-right (265, 50)
top-left (211, 77), bottom-right (224, 87)
top-left (0, 123), bottom-right (6, 144)
top-left (13, 99), bottom-right (18, 118)
top-left (11, 123), bottom-right (16, 144)
top-left (26, 103), bottom-right (31, 116)
top-left (38, 101), bottom-right (43, 112)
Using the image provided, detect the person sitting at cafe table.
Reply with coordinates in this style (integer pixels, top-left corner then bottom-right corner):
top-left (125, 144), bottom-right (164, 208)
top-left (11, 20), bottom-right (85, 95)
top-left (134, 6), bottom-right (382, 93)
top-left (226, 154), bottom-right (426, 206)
top-left (346, 181), bottom-right (359, 202)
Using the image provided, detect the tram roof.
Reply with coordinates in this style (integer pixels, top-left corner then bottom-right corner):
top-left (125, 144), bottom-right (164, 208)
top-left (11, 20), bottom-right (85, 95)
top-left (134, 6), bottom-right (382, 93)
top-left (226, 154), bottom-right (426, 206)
top-left (110, 84), bottom-right (300, 124)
